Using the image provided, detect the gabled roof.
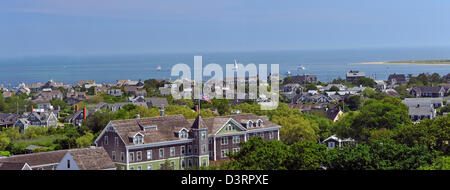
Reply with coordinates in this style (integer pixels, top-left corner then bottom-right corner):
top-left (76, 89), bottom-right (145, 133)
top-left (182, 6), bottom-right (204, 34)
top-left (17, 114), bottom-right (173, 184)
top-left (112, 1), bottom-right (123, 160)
top-left (147, 97), bottom-right (169, 108)
top-left (327, 109), bottom-right (343, 121)
top-left (0, 162), bottom-right (31, 170)
top-left (388, 74), bottom-right (406, 82)
top-left (411, 86), bottom-right (445, 94)
top-left (193, 113), bottom-right (279, 134)
top-left (323, 134), bottom-right (354, 143)
top-left (109, 114), bottom-right (191, 146)
top-left (66, 147), bottom-right (115, 170)
top-left (0, 150), bottom-right (67, 168)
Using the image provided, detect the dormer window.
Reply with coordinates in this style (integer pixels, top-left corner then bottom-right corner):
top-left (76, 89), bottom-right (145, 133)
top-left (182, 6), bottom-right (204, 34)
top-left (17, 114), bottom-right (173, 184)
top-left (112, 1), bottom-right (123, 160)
top-left (179, 129), bottom-right (188, 139)
top-left (257, 119), bottom-right (263, 127)
top-left (131, 133), bottom-right (144, 144)
top-left (225, 124), bottom-right (234, 131)
top-left (247, 121), bottom-right (253, 128)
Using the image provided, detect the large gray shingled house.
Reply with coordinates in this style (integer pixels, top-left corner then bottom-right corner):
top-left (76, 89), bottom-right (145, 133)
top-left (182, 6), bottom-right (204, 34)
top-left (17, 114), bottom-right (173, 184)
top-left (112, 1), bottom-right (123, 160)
top-left (94, 113), bottom-right (281, 170)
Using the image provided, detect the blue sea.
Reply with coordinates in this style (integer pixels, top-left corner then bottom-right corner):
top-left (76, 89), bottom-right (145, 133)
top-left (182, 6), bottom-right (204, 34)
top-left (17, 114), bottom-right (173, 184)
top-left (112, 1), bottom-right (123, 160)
top-left (1, 47), bottom-right (450, 87)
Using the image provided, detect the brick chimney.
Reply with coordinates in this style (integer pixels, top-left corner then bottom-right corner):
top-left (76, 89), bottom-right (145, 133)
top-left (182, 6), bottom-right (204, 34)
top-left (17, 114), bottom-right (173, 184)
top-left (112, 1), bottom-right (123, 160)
top-left (83, 107), bottom-right (87, 120)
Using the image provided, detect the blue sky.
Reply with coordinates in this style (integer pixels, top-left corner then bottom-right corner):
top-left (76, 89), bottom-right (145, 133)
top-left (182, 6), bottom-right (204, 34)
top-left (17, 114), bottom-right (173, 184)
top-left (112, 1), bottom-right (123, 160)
top-left (0, 0), bottom-right (449, 57)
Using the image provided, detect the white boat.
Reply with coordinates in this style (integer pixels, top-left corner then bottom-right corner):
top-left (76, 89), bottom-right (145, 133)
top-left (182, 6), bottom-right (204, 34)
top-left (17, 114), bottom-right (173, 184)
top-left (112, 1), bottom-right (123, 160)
top-left (286, 71), bottom-right (291, 75)
top-left (156, 66), bottom-right (162, 71)
top-left (298, 65), bottom-right (306, 70)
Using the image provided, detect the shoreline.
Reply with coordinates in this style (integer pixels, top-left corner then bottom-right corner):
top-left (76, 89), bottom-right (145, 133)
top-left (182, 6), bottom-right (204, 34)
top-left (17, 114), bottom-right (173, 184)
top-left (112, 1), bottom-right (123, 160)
top-left (353, 61), bottom-right (450, 66)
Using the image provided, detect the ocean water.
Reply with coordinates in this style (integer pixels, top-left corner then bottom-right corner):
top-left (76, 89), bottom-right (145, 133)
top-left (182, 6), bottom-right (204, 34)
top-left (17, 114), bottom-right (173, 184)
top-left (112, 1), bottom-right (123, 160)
top-left (0, 47), bottom-right (450, 87)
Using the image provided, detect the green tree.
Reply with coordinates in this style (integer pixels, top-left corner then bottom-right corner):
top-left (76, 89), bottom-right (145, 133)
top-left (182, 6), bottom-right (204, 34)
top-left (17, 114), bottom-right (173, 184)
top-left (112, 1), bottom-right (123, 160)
top-left (355, 77), bottom-right (376, 87)
top-left (0, 133), bottom-right (10, 150)
top-left (222, 136), bottom-right (290, 170)
top-left (273, 115), bottom-right (319, 144)
top-left (419, 156), bottom-right (450, 170)
top-left (211, 98), bottom-right (231, 115)
top-left (76, 131), bottom-right (94, 148)
top-left (287, 141), bottom-right (327, 170)
top-left (336, 97), bottom-right (410, 141)
top-left (345, 95), bottom-right (362, 111)
top-left (394, 116), bottom-right (450, 155)
top-left (329, 86), bottom-right (340, 92)
top-left (325, 140), bottom-right (434, 170)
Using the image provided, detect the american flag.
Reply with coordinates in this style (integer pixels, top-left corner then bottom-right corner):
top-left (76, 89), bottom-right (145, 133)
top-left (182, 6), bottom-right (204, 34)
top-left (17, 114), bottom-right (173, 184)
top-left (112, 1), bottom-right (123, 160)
top-left (201, 94), bottom-right (212, 104)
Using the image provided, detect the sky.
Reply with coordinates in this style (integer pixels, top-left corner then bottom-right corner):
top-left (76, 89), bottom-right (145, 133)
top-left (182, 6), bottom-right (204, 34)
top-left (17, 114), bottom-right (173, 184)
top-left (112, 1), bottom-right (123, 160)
top-left (0, 0), bottom-right (449, 57)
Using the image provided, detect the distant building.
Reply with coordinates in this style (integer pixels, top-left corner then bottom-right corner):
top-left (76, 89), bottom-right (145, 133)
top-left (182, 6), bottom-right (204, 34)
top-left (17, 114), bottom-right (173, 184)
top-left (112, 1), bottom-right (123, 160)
top-left (346, 70), bottom-right (365, 83)
top-left (409, 86), bottom-right (446, 97)
top-left (32, 90), bottom-right (63, 101)
top-left (443, 73), bottom-right (450, 81)
top-left (159, 84), bottom-right (172, 96)
top-left (14, 111), bottom-right (58, 132)
top-left (322, 135), bottom-right (355, 149)
top-left (388, 74), bottom-right (407, 85)
top-left (402, 98), bottom-right (440, 122)
top-left (290, 75), bottom-right (317, 84)
top-left (326, 109), bottom-right (344, 122)
top-left (107, 89), bottom-right (123, 97)
top-left (64, 107), bottom-right (90, 126)
top-left (77, 80), bottom-right (95, 88)
top-left (146, 97), bottom-right (169, 109)
top-left (0, 113), bottom-right (19, 128)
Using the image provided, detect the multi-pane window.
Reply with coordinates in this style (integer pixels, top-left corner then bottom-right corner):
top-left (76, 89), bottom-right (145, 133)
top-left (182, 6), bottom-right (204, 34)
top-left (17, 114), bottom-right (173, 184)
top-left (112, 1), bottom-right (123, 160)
top-left (232, 136), bottom-right (240, 144)
top-left (114, 137), bottom-right (119, 146)
top-left (136, 151), bottom-right (142, 161)
top-left (112, 151), bottom-right (116, 160)
top-left (180, 130), bottom-right (188, 138)
top-left (120, 152), bottom-right (125, 161)
top-left (269, 131), bottom-right (274, 139)
top-left (129, 152), bottom-right (134, 162)
top-left (201, 131), bottom-right (206, 140)
top-left (202, 158), bottom-right (207, 167)
top-left (328, 142), bottom-right (336, 149)
top-left (159, 148), bottom-right (164, 158)
top-left (134, 135), bottom-right (143, 144)
top-left (247, 121), bottom-right (253, 128)
top-left (104, 136), bottom-right (108, 145)
top-left (202, 144), bottom-right (206, 154)
top-left (147, 150), bottom-right (152, 160)
top-left (221, 137), bottom-right (228, 145)
top-left (181, 146), bottom-right (186, 155)
top-left (233, 148), bottom-right (240, 153)
top-left (181, 159), bottom-right (185, 168)
top-left (188, 145), bottom-right (192, 154)
top-left (137, 166), bottom-right (142, 170)
top-left (221, 149), bottom-right (229, 158)
top-left (170, 147), bottom-right (175, 157)
top-left (147, 164), bottom-right (152, 170)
